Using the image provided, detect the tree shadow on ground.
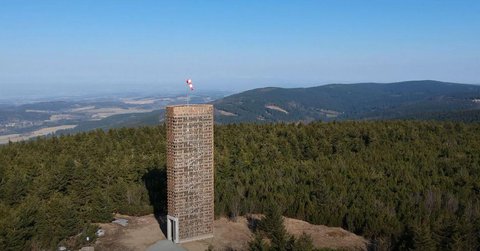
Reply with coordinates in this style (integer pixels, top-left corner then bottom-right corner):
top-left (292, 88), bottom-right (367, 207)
top-left (143, 167), bottom-right (168, 238)
top-left (246, 214), bottom-right (261, 232)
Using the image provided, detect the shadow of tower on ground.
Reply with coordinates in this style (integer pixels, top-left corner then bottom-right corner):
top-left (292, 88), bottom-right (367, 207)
top-left (143, 167), bottom-right (168, 238)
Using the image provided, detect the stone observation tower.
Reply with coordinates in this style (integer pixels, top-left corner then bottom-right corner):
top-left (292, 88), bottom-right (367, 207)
top-left (166, 104), bottom-right (214, 243)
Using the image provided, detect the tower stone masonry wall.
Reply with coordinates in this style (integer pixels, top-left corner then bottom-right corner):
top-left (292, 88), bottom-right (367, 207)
top-left (166, 104), bottom-right (214, 242)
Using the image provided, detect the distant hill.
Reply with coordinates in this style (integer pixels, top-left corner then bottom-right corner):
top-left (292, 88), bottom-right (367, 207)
top-left (213, 80), bottom-right (480, 123)
top-left (62, 109), bottom-right (165, 134)
top-left (54, 80), bottom-right (480, 134)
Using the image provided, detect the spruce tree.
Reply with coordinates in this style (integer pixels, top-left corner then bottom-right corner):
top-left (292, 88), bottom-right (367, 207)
top-left (248, 232), bottom-right (269, 251)
top-left (413, 224), bottom-right (435, 251)
top-left (292, 233), bottom-right (315, 251)
top-left (258, 201), bottom-right (288, 251)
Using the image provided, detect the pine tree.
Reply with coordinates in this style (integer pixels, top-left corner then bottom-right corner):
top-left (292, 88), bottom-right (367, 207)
top-left (292, 233), bottom-right (315, 251)
top-left (258, 201), bottom-right (288, 251)
top-left (413, 224), bottom-right (435, 251)
top-left (248, 232), bottom-right (269, 251)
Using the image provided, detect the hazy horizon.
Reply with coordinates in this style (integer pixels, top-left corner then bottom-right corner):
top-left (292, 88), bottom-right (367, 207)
top-left (3, 79), bottom-right (480, 103)
top-left (1, 1), bottom-right (479, 99)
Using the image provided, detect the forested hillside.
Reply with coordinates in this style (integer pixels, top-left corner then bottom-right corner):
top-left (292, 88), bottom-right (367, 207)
top-left (399, 109), bottom-right (480, 123)
top-left (214, 80), bottom-right (480, 123)
top-left (1, 121), bottom-right (480, 250)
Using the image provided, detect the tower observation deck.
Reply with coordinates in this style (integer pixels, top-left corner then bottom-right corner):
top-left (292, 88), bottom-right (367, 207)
top-left (166, 104), bottom-right (214, 243)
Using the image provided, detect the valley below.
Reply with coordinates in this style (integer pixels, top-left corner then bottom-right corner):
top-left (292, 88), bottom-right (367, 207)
top-left (2, 80), bottom-right (480, 145)
top-left (0, 93), bottom-right (220, 144)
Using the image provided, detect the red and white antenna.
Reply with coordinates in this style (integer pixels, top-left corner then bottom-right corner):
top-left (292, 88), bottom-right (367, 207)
top-left (186, 79), bottom-right (194, 90)
top-left (185, 79), bottom-right (194, 105)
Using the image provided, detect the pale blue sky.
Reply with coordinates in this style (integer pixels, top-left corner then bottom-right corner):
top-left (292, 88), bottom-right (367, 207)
top-left (0, 0), bottom-right (479, 97)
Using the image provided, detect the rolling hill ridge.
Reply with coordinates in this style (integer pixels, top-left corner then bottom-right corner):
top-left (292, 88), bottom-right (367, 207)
top-left (213, 80), bottom-right (480, 123)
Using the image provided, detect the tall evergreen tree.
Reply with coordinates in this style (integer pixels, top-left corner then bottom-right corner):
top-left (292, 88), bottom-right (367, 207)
top-left (413, 224), bottom-right (435, 251)
top-left (258, 201), bottom-right (289, 251)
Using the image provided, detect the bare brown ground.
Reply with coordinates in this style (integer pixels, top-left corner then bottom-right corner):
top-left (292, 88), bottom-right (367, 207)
top-left (95, 214), bottom-right (164, 251)
top-left (94, 214), bottom-right (367, 251)
top-left (284, 217), bottom-right (367, 250)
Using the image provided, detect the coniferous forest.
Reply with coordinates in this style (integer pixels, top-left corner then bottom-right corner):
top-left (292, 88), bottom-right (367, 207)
top-left (1, 121), bottom-right (480, 250)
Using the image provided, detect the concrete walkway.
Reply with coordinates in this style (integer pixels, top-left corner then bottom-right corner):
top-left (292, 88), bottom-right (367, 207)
top-left (146, 240), bottom-right (187, 251)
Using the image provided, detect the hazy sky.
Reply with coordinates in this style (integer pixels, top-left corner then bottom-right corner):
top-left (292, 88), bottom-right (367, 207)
top-left (1, 0), bottom-right (479, 96)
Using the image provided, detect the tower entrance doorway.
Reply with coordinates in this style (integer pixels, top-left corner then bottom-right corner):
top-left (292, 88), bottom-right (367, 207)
top-left (167, 215), bottom-right (179, 243)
